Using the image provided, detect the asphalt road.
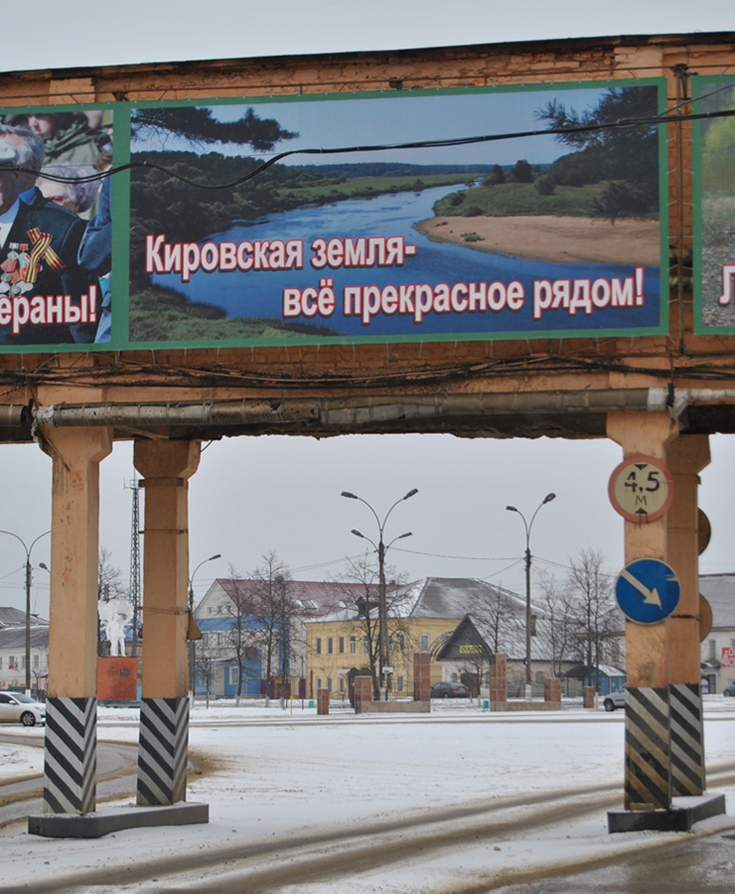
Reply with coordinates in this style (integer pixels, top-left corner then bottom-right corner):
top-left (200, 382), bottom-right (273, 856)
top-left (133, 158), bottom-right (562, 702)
top-left (494, 830), bottom-right (735, 894)
top-left (0, 732), bottom-right (137, 828)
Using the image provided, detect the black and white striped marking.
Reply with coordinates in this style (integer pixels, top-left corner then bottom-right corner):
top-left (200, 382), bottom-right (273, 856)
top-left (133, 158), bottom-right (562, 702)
top-left (624, 686), bottom-right (671, 810)
top-left (669, 682), bottom-right (705, 797)
top-left (137, 697), bottom-right (189, 806)
top-left (43, 697), bottom-right (97, 815)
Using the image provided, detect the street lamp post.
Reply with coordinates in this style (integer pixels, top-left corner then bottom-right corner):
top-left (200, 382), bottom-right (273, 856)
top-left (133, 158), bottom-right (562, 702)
top-left (0, 530), bottom-right (50, 694)
top-left (506, 494), bottom-right (556, 691)
top-left (188, 553), bottom-right (221, 696)
top-left (341, 488), bottom-right (418, 700)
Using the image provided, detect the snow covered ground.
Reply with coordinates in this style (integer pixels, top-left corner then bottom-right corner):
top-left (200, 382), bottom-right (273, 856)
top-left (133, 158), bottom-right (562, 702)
top-left (1, 699), bottom-right (734, 891)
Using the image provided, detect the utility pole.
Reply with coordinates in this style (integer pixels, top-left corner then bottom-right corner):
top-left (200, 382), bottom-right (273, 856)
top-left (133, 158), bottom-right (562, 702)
top-left (506, 493), bottom-right (556, 690)
top-left (341, 488), bottom-right (418, 700)
top-left (125, 479), bottom-right (141, 658)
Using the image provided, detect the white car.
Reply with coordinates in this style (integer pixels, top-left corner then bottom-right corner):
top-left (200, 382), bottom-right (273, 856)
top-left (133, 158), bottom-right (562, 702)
top-left (0, 691), bottom-right (46, 726)
top-left (602, 690), bottom-right (627, 712)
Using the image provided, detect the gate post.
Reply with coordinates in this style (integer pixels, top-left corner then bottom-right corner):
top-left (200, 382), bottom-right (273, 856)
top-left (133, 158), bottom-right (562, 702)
top-left (42, 426), bottom-right (112, 815)
top-left (666, 435), bottom-right (710, 797)
top-left (607, 411), bottom-right (679, 812)
top-left (134, 439), bottom-right (200, 806)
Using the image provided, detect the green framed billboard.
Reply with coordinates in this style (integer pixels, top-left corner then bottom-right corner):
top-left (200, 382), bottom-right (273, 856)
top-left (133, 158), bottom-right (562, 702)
top-left (694, 74), bottom-right (735, 333)
top-left (0, 78), bottom-right (668, 352)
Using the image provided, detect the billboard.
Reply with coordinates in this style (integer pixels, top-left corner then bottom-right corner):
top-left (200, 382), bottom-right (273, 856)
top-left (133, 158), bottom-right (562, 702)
top-left (0, 80), bottom-right (667, 351)
top-left (694, 75), bottom-right (735, 333)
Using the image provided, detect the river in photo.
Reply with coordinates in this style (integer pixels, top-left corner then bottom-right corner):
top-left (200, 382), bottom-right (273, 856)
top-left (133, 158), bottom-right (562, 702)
top-left (150, 183), bottom-right (661, 337)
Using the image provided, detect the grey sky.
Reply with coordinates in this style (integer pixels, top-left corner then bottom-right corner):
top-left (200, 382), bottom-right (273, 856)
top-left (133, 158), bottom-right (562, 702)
top-left (0, 2), bottom-right (732, 618)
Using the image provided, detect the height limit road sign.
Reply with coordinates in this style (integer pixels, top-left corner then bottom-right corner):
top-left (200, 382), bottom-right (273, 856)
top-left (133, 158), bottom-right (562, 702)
top-left (608, 456), bottom-right (675, 523)
top-left (615, 558), bottom-right (680, 624)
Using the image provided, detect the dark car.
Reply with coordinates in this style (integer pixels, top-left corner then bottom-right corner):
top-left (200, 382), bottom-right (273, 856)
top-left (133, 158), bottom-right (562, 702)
top-left (431, 681), bottom-right (471, 699)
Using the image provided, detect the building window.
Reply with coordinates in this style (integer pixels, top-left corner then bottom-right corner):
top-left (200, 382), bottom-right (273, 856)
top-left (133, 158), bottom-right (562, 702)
top-left (451, 672), bottom-right (458, 682)
top-left (327, 637), bottom-right (333, 654)
top-left (0, 657), bottom-right (3, 669)
top-left (327, 677), bottom-right (332, 692)
top-left (316, 677), bottom-right (322, 691)
top-left (33, 653), bottom-right (39, 668)
top-left (708, 639), bottom-right (717, 661)
top-left (350, 636), bottom-right (356, 654)
top-left (316, 638), bottom-right (322, 655)
top-left (398, 633), bottom-right (405, 653)
top-left (338, 637), bottom-right (344, 654)
top-left (420, 634), bottom-right (430, 653)
top-left (388, 634), bottom-right (394, 653)
top-left (229, 667), bottom-right (240, 686)
top-left (362, 636), bottom-right (368, 654)
top-left (397, 675), bottom-right (404, 693)
top-left (338, 677), bottom-right (345, 693)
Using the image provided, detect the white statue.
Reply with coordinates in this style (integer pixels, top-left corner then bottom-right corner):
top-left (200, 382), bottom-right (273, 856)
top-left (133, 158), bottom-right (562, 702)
top-left (98, 598), bottom-right (133, 657)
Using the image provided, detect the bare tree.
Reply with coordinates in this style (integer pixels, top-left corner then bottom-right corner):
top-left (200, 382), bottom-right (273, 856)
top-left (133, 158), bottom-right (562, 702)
top-left (471, 582), bottom-right (525, 656)
top-left (567, 548), bottom-right (618, 692)
top-left (98, 547), bottom-right (126, 602)
top-left (248, 553), bottom-right (299, 707)
top-left (537, 570), bottom-right (577, 679)
top-left (221, 565), bottom-right (259, 705)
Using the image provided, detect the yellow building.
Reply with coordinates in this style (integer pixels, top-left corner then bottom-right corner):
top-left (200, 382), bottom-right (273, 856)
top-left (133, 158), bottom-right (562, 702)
top-left (304, 578), bottom-right (512, 700)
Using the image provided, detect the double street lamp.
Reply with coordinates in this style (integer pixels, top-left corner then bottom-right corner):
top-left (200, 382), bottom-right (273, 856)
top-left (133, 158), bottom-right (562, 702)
top-left (0, 530), bottom-right (50, 694)
top-left (506, 494), bottom-right (556, 688)
top-left (188, 553), bottom-right (221, 694)
top-left (341, 488), bottom-right (418, 699)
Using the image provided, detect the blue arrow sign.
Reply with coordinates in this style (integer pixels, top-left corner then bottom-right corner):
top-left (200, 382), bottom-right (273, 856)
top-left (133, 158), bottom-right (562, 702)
top-left (614, 558), bottom-right (680, 624)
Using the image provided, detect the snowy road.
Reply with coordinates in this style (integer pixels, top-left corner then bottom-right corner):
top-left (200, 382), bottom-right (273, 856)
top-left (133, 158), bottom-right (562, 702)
top-left (1, 703), bottom-right (734, 892)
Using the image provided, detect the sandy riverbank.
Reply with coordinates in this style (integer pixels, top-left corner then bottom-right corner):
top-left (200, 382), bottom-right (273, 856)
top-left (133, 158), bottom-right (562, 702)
top-left (415, 215), bottom-right (660, 265)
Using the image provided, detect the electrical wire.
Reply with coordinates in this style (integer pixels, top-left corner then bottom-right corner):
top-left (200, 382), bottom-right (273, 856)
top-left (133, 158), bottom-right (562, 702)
top-left (21, 102), bottom-right (735, 190)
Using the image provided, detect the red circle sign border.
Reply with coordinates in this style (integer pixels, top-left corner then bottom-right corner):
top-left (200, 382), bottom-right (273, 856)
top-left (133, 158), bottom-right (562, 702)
top-left (608, 455), bottom-right (675, 524)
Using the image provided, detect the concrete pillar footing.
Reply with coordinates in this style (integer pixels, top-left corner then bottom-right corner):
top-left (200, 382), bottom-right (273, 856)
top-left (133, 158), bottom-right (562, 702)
top-left (608, 793), bottom-right (726, 833)
top-left (29, 801), bottom-right (209, 839)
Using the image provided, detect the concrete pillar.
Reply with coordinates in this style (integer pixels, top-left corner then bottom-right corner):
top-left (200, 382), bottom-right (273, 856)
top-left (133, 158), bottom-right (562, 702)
top-left (42, 426), bottom-right (112, 815)
top-left (317, 688), bottom-right (330, 715)
top-left (489, 653), bottom-right (507, 707)
top-left (666, 435), bottom-right (710, 797)
top-left (134, 439), bottom-right (200, 807)
top-left (413, 652), bottom-right (431, 702)
top-left (544, 677), bottom-right (561, 704)
top-left (608, 411), bottom-right (679, 811)
top-left (354, 675), bottom-right (373, 712)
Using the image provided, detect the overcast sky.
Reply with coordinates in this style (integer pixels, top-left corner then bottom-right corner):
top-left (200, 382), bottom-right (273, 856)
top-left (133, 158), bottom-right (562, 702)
top-left (0, 1), bottom-right (733, 618)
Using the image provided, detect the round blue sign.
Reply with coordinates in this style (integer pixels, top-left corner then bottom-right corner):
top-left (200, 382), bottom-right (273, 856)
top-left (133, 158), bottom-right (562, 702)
top-left (614, 558), bottom-right (680, 625)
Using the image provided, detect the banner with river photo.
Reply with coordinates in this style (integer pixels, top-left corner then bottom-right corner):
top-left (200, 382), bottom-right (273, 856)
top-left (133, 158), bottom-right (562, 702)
top-left (128, 80), bottom-right (668, 349)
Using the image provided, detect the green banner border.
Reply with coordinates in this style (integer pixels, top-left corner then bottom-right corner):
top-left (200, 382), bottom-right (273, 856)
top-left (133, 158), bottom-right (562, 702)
top-left (0, 77), bottom-right (669, 353)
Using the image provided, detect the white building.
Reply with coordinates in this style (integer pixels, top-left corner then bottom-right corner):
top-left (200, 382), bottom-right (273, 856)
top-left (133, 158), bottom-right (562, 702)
top-left (699, 574), bottom-right (735, 693)
top-left (0, 607), bottom-right (49, 693)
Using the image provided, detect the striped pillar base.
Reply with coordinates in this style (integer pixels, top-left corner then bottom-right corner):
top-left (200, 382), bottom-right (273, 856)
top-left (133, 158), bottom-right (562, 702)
top-left (624, 687), bottom-right (671, 810)
top-left (670, 683), bottom-right (705, 797)
top-left (43, 697), bottom-right (97, 815)
top-left (137, 697), bottom-right (189, 806)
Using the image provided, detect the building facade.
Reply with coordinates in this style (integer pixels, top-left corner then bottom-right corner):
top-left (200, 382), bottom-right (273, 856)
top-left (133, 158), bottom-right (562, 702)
top-left (0, 607), bottom-right (49, 693)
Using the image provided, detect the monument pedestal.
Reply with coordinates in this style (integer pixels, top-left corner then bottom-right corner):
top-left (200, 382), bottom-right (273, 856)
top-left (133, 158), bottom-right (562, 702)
top-left (97, 657), bottom-right (138, 702)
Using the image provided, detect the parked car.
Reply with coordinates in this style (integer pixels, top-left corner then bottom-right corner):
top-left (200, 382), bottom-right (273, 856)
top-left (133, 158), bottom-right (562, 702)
top-left (0, 691), bottom-right (46, 726)
top-left (723, 683), bottom-right (735, 697)
top-left (603, 690), bottom-right (627, 712)
top-left (431, 681), bottom-right (471, 699)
